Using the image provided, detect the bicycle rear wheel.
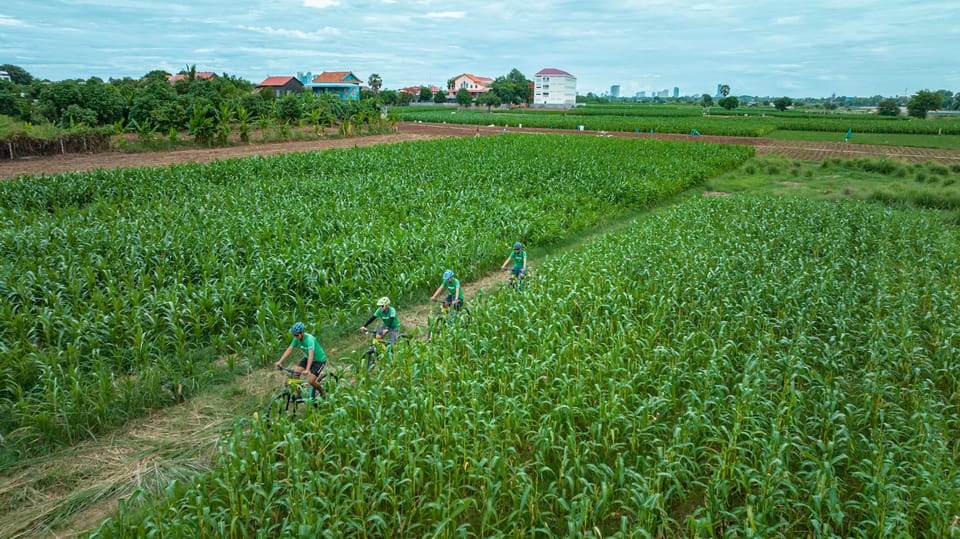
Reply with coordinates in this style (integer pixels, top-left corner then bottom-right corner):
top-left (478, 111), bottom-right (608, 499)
top-left (264, 391), bottom-right (301, 423)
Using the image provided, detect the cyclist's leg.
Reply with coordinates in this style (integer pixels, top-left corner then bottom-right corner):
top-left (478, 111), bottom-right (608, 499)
top-left (387, 327), bottom-right (400, 346)
top-left (307, 361), bottom-right (326, 399)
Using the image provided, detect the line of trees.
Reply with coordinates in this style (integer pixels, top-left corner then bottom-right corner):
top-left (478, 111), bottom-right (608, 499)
top-left (0, 64), bottom-right (395, 146)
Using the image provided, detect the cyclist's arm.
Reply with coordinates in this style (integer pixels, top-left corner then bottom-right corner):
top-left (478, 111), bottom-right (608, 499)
top-left (361, 314), bottom-right (376, 329)
top-left (501, 256), bottom-right (511, 269)
top-left (274, 346), bottom-right (294, 368)
top-left (430, 285), bottom-right (444, 300)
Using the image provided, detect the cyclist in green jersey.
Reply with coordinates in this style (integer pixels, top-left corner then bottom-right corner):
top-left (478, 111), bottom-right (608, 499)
top-left (360, 296), bottom-right (401, 345)
top-left (274, 321), bottom-right (328, 396)
top-left (501, 241), bottom-right (528, 279)
top-left (430, 269), bottom-right (464, 310)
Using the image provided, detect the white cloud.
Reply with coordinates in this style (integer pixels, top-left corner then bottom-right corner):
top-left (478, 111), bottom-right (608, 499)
top-left (0, 14), bottom-right (28, 26)
top-left (239, 25), bottom-right (341, 39)
top-left (304, 0), bottom-right (340, 8)
top-left (775, 16), bottom-right (801, 25)
top-left (423, 11), bottom-right (466, 19)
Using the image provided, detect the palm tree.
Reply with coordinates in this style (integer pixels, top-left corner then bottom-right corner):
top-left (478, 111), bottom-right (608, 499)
top-left (720, 84), bottom-right (731, 98)
top-left (367, 73), bottom-right (382, 94)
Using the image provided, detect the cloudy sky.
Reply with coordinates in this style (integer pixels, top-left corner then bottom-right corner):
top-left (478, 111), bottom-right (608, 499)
top-left (1, 0), bottom-right (957, 98)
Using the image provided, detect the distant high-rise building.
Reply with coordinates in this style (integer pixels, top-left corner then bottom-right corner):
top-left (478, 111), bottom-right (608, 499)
top-left (717, 83), bottom-right (723, 97)
top-left (637, 91), bottom-right (646, 98)
top-left (673, 87), bottom-right (679, 98)
top-left (610, 85), bottom-right (620, 98)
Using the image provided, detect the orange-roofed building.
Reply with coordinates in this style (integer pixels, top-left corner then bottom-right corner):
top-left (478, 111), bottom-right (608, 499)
top-left (168, 71), bottom-right (217, 84)
top-left (450, 73), bottom-right (492, 96)
top-left (254, 76), bottom-right (304, 97)
top-left (298, 71), bottom-right (361, 101)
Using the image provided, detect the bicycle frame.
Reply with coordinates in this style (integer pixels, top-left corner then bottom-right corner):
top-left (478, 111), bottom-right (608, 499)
top-left (264, 366), bottom-right (337, 422)
top-left (505, 267), bottom-right (528, 290)
top-left (360, 328), bottom-right (400, 372)
top-left (427, 299), bottom-right (470, 339)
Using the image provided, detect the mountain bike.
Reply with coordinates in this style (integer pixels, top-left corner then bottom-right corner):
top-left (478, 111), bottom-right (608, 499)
top-left (359, 328), bottom-right (408, 372)
top-left (263, 366), bottom-right (339, 422)
top-left (504, 267), bottom-right (530, 291)
top-left (427, 298), bottom-right (471, 340)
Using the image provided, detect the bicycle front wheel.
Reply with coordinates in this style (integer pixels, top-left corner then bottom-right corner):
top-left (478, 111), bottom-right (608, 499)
top-left (264, 391), bottom-right (300, 423)
top-left (454, 306), bottom-right (471, 326)
top-left (362, 349), bottom-right (378, 372)
top-left (427, 315), bottom-right (443, 340)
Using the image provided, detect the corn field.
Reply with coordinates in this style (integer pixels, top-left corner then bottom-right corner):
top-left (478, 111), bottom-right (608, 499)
top-left (93, 196), bottom-right (960, 537)
top-left (0, 135), bottom-right (752, 456)
top-left (395, 108), bottom-right (960, 137)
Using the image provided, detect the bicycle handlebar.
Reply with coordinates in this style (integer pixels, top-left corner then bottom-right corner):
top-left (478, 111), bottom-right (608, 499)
top-left (275, 366), bottom-right (304, 378)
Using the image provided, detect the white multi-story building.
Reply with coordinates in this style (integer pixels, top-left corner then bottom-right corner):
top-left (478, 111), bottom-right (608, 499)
top-left (533, 68), bottom-right (576, 108)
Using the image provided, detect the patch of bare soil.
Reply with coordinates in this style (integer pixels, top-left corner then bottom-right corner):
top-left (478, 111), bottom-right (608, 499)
top-left (4, 122), bottom-right (959, 182)
top-left (0, 131), bottom-right (440, 181)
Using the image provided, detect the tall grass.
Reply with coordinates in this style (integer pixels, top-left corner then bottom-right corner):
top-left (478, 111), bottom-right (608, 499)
top-left (92, 196), bottom-right (960, 537)
top-left (0, 135), bottom-right (753, 458)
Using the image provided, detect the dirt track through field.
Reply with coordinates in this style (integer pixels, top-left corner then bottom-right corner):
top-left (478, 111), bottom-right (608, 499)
top-left (3, 122), bottom-right (960, 181)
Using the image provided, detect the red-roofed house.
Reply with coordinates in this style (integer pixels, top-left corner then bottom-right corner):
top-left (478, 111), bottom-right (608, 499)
top-left (300, 71), bottom-right (361, 101)
top-left (533, 68), bottom-right (576, 107)
top-left (168, 71), bottom-right (218, 84)
top-left (400, 85), bottom-right (441, 97)
top-left (450, 73), bottom-right (492, 96)
top-left (254, 76), bottom-right (304, 97)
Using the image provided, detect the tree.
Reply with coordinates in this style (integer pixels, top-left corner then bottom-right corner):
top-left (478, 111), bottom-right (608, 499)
top-left (37, 80), bottom-right (84, 124)
top-left (701, 94), bottom-right (713, 107)
top-left (935, 89), bottom-right (953, 110)
top-left (773, 96), bottom-right (793, 112)
top-left (0, 83), bottom-right (19, 117)
top-left (367, 73), bottom-right (382, 94)
top-left (418, 86), bottom-right (433, 103)
top-left (477, 91), bottom-right (501, 111)
top-left (129, 79), bottom-right (178, 129)
top-left (80, 77), bottom-right (124, 124)
top-left (142, 70), bottom-right (172, 84)
top-left (0, 64), bottom-right (34, 85)
top-left (275, 94), bottom-right (302, 122)
top-left (378, 89), bottom-right (399, 106)
top-left (907, 90), bottom-right (943, 119)
top-left (433, 89), bottom-right (447, 104)
top-left (456, 88), bottom-right (473, 107)
top-left (490, 68), bottom-right (531, 105)
top-left (719, 84), bottom-right (730, 98)
top-left (877, 98), bottom-right (900, 116)
top-left (718, 96), bottom-right (739, 110)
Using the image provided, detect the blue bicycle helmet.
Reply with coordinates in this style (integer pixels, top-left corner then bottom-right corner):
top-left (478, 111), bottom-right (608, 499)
top-left (290, 321), bottom-right (305, 334)
top-left (513, 242), bottom-right (523, 250)
top-left (442, 269), bottom-right (454, 280)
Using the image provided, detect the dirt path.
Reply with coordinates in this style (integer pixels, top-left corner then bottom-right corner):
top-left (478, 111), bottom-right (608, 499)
top-left (0, 259), bottom-right (543, 538)
top-left (3, 123), bottom-right (959, 182)
top-left (0, 132), bottom-right (441, 181)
